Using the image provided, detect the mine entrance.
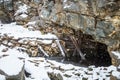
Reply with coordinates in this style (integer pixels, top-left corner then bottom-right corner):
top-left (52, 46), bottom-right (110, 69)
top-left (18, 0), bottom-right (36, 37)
top-left (60, 30), bottom-right (112, 67)
top-left (34, 27), bottom-right (112, 67)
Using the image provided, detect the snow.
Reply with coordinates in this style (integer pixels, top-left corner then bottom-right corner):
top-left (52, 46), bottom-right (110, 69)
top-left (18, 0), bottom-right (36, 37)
top-left (63, 0), bottom-right (67, 2)
top-left (107, 65), bottom-right (117, 72)
top-left (0, 55), bottom-right (24, 75)
top-left (0, 45), bottom-right (27, 76)
top-left (112, 51), bottom-right (120, 59)
top-left (25, 59), bottom-right (50, 80)
top-left (0, 22), bottom-right (120, 80)
top-left (26, 21), bottom-right (36, 25)
top-left (0, 23), bottom-right (55, 44)
top-left (0, 45), bottom-right (28, 58)
top-left (20, 14), bottom-right (28, 18)
top-left (112, 71), bottom-right (120, 79)
top-left (60, 64), bottom-right (74, 70)
top-left (0, 45), bottom-right (120, 80)
top-left (15, 4), bottom-right (29, 16)
top-left (118, 65), bottom-right (120, 69)
top-left (0, 74), bottom-right (5, 80)
top-left (0, 22), bottom-right (65, 56)
top-left (0, 23), bottom-right (41, 39)
top-left (64, 4), bottom-right (71, 9)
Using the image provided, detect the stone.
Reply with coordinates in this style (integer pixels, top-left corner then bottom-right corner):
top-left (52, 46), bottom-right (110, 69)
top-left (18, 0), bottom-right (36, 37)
top-left (0, 56), bottom-right (25, 80)
top-left (13, 0), bottom-right (120, 66)
top-left (110, 51), bottom-right (120, 66)
top-left (40, 8), bottom-right (50, 19)
top-left (0, 10), bottom-right (12, 23)
top-left (67, 13), bottom-right (80, 30)
top-left (48, 72), bottom-right (63, 80)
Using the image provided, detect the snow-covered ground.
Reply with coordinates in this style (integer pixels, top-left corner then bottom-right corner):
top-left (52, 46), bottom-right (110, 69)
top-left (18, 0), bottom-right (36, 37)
top-left (0, 23), bottom-right (120, 80)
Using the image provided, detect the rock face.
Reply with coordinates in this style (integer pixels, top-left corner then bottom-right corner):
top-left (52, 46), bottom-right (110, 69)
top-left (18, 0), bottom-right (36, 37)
top-left (13, 0), bottom-right (119, 66)
top-left (0, 9), bottom-right (12, 24)
top-left (13, 0), bottom-right (120, 50)
top-left (0, 0), bottom-right (14, 23)
top-left (0, 55), bottom-right (25, 80)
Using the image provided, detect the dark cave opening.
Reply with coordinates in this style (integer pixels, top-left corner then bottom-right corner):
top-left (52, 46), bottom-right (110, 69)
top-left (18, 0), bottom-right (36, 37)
top-left (81, 42), bottom-right (112, 67)
top-left (64, 33), bottom-right (112, 67)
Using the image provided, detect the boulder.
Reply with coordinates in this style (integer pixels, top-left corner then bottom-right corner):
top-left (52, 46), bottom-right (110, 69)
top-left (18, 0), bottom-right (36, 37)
top-left (0, 55), bottom-right (25, 80)
top-left (48, 72), bottom-right (63, 80)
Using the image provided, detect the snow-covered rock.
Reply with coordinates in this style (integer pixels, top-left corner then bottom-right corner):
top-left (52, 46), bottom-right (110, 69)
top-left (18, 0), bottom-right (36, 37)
top-left (0, 22), bottom-right (120, 80)
top-left (0, 74), bottom-right (5, 80)
top-left (25, 59), bottom-right (50, 80)
top-left (15, 4), bottom-right (29, 16)
top-left (0, 45), bottom-right (27, 80)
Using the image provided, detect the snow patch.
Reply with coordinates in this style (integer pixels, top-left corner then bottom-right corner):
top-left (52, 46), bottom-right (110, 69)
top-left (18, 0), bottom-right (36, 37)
top-left (112, 71), bottom-right (120, 79)
top-left (26, 21), bottom-right (36, 25)
top-left (0, 56), bottom-right (24, 76)
top-left (0, 22), bottom-right (120, 80)
top-left (15, 4), bottom-right (29, 16)
top-left (0, 23), bottom-right (61, 45)
top-left (0, 74), bottom-right (5, 80)
top-left (0, 45), bottom-right (27, 76)
top-left (112, 51), bottom-right (120, 59)
top-left (25, 59), bottom-right (50, 80)
top-left (0, 45), bottom-right (28, 58)
top-left (20, 14), bottom-right (28, 18)
top-left (107, 65), bottom-right (117, 72)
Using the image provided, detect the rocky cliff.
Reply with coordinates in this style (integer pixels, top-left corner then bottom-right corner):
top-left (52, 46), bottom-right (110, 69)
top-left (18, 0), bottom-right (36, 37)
top-left (13, 0), bottom-right (119, 66)
top-left (1, 0), bottom-right (119, 66)
top-left (16, 0), bottom-right (120, 48)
